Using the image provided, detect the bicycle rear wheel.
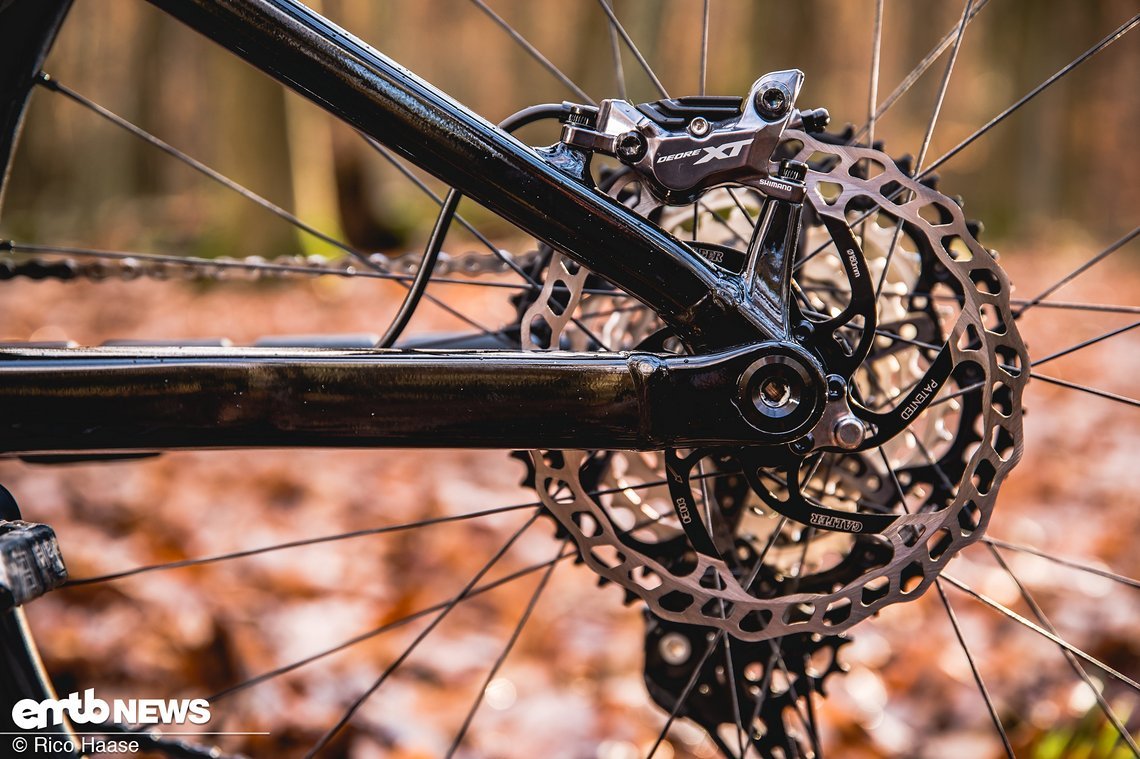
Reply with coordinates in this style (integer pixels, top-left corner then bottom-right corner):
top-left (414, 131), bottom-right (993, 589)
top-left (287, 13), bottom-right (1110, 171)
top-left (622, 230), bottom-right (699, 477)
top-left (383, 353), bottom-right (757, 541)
top-left (0, 1), bottom-right (1138, 758)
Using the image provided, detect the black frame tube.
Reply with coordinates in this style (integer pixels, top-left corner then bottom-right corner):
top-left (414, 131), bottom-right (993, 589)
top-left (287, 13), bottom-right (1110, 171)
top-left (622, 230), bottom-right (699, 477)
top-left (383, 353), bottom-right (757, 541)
top-left (0, 0), bottom-right (785, 455)
top-left (0, 345), bottom-right (783, 453)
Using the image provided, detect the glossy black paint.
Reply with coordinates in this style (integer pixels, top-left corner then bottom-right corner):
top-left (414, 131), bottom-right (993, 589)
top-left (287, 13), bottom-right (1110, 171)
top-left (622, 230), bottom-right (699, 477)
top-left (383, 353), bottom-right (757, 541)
top-left (0, 0), bottom-right (812, 457)
top-left (0, 345), bottom-right (814, 453)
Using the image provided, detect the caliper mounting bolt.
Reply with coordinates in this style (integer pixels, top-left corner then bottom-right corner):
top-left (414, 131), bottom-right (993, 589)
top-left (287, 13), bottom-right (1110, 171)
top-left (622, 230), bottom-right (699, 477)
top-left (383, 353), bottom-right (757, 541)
top-left (755, 82), bottom-right (791, 120)
top-left (615, 131), bottom-right (648, 163)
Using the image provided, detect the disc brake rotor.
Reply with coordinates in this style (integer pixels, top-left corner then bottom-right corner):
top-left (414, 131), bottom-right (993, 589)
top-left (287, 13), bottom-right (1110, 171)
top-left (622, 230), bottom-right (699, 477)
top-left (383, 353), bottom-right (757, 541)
top-left (521, 128), bottom-right (1026, 641)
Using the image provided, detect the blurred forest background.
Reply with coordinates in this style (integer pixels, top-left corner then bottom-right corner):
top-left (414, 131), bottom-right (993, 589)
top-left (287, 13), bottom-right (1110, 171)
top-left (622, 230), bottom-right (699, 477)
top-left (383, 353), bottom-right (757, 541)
top-left (0, 1), bottom-right (1138, 758)
top-left (3, 0), bottom-right (1139, 263)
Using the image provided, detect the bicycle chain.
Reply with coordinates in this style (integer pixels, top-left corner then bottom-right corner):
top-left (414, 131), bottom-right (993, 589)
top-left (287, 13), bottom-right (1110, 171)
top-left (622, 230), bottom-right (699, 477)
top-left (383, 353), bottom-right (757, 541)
top-left (0, 242), bottom-right (540, 284)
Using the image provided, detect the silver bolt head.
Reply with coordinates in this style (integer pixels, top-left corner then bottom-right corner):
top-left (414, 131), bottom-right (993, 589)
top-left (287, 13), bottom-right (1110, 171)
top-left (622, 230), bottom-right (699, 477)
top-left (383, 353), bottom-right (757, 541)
top-left (688, 116), bottom-right (710, 137)
top-left (833, 416), bottom-right (867, 450)
top-left (659, 632), bottom-right (692, 665)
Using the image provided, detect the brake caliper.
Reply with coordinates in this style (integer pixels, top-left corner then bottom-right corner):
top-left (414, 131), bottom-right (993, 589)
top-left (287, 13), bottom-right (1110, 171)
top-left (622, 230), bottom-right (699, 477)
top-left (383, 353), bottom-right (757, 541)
top-left (561, 69), bottom-right (829, 205)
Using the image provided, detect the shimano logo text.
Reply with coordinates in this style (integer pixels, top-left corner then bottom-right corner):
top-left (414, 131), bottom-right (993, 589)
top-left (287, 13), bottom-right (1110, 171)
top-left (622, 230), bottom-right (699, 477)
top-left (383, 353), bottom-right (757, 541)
top-left (12, 689), bottom-right (210, 730)
top-left (809, 512), bottom-right (863, 533)
top-left (900, 379), bottom-right (940, 421)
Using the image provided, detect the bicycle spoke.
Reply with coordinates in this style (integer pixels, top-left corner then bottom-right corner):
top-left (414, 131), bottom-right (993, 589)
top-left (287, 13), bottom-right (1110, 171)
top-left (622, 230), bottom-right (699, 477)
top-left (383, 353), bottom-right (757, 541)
top-left (747, 517), bottom-right (790, 596)
top-left (36, 75), bottom-right (504, 340)
top-left (594, 0), bottom-right (669, 99)
top-left (466, 0), bottom-right (595, 105)
top-left (931, 318), bottom-right (1140, 408)
top-left (942, 574), bottom-right (1140, 692)
top-left (921, 13), bottom-right (1140, 178)
top-left (1008, 300), bottom-right (1140, 316)
top-left (768, 533), bottom-right (823, 758)
top-left (444, 542), bottom-right (563, 757)
top-left (982, 543), bottom-right (1140, 757)
top-left (647, 630), bottom-right (725, 759)
top-left (745, 636), bottom-right (785, 753)
top-left (304, 511), bottom-right (541, 757)
top-left (1015, 226), bottom-right (1140, 317)
top-left (729, 528), bottom-right (802, 752)
top-left (604, 0), bottom-right (628, 101)
top-left (35, 74), bottom-right (365, 266)
top-left (933, 580), bottom-right (1014, 757)
top-left (1030, 319), bottom-right (1140, 365)
top-left (207, 549), bottom-right (575, 703)
top-left (873, 0), bottom-right (973, 304)
top-left (914, 0), bottom-right (972, 179)
top-left (61, 469), bottom-right (726, 587)
top-left (1030, 371), bottom-right (1140, 409)
top-left (725, 187), bottom-right (756, 225)
top-left (773, 654), bottom-right (823, 759)
top-left (851, 0), bottom-right (993, 142)
top-left (982, 537), bottom-right (1140, 590)
top-left (699, 0), bottom-right (710, 96)
top-left (803, 674), bottom-right (823, 759)
top-left (362, 139), bottom-right (534, 283)
top-left (803, 9), bottom-right (1138, 272)
top-left (859, 0), bottom-right (884, 253)
top-left (64, 503), bottom-right (542, 586)
top-left (864, 0), bottom-right (884, 148)
top-left (700, 200), bottom-right (750, 246)
top-left (877, 447), bottom-right (911, 514)
top-left (723, 633), bottom-right (748, 758)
